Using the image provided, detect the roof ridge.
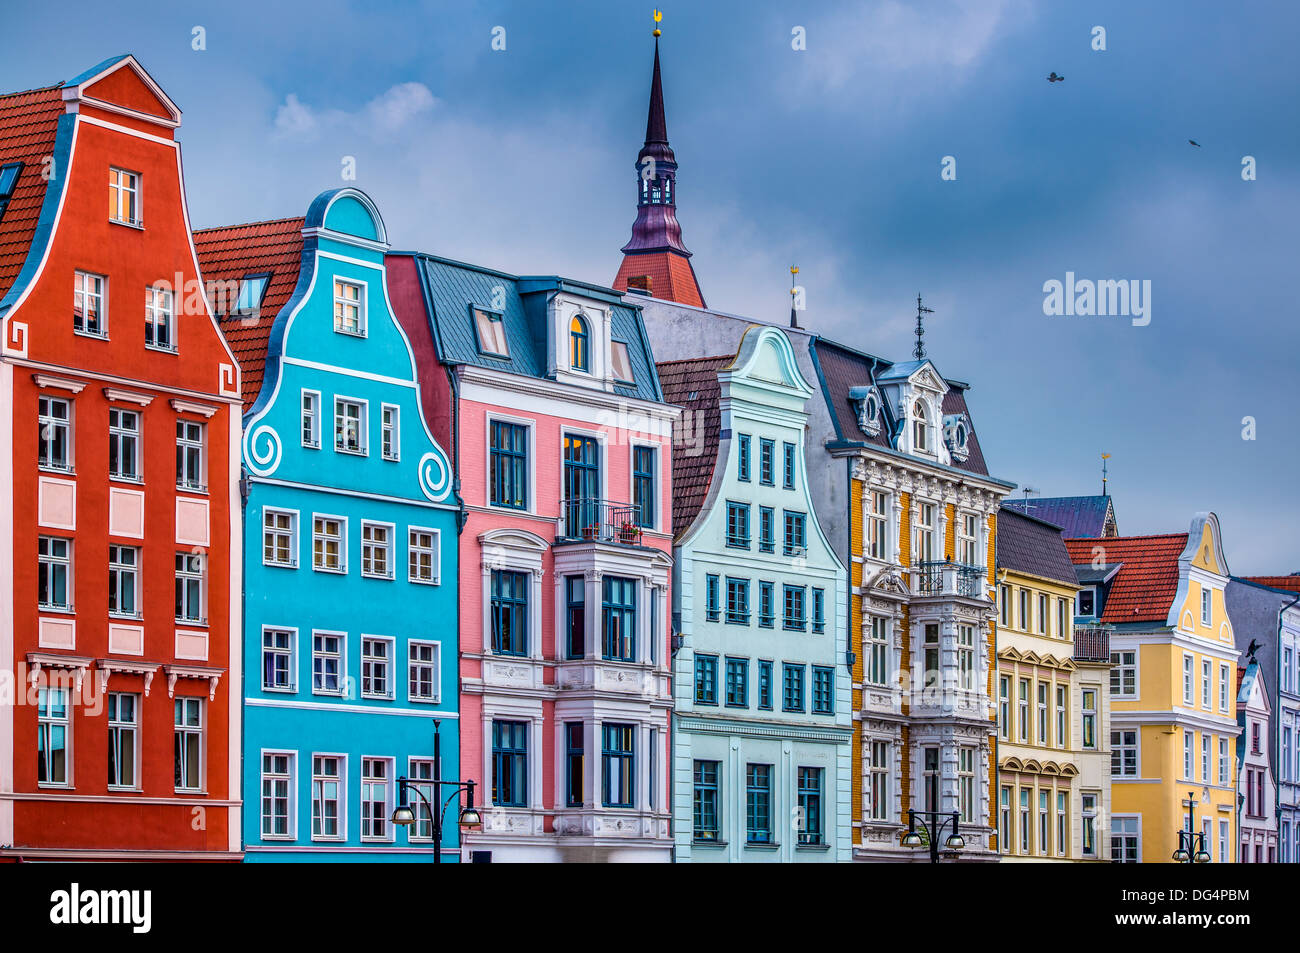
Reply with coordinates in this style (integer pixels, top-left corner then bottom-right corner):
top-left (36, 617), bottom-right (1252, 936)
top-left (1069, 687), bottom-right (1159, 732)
top-left (1065, 532), bottom-right (1185, 542)
top-left (0, 83), bottom-right (64, 101)
top-left (193, 215), bottom-right (306, 236)
top-left (656, 354), bottom-right (733, 367)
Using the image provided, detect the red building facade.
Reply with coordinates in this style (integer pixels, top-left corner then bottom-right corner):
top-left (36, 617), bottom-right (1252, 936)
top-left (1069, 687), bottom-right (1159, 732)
top-left (0, 56), bottom-right (243, 860)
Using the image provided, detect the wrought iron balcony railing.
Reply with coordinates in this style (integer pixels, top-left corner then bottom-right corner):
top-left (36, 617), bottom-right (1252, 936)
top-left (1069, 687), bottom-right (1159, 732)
top-left (915, 561), bottom-right (988, 599)
top-left (559, 499), bottom-right (645, 545)
top-left (1072, 624), bottom-right (1112, 662)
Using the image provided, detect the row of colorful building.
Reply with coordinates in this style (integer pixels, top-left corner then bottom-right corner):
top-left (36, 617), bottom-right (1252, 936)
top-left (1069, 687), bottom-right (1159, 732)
top-left (1, 46), bottom-right (1296, 863)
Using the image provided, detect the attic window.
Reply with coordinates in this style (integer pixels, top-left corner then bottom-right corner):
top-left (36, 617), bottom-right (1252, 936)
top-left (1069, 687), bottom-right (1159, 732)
top-left (109, 167), bottom-right (141, 227)
top-left (0, 162), bottom-right (21, 222)
top-left (1076, 587), bottom-right (1096, 618)
top-left (473, 306), bottom-right (509, 358)
top-left (235, 274), bottom-right (270, 313)
top-left (610, 341), bottom-right (635, 384)
top-left (912, 399), bottom-right (930, 452)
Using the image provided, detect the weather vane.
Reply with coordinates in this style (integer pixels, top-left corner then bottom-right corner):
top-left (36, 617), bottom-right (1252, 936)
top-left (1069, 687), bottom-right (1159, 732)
top-left (653, 10), bottom-right (662, 37)
top-left (1102, 453), bottom-right (1111, 496)
top-left (913, 294), bottom-right (933, 360)
top-left (790, 265), bottom-right (800, 329)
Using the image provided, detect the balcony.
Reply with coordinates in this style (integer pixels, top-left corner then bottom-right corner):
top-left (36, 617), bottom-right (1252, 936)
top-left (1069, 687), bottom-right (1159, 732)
top-left (1073, 624), bottom-right (1112, 662)
top-left (915, 561), bottom-right (988, 599)
top-left (558, 499), bottom-right (645, 545)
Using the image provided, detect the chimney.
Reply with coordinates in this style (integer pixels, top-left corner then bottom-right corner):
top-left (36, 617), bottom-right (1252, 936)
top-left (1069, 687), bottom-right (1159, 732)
top-left (627, 275), bottom-right (653, 293)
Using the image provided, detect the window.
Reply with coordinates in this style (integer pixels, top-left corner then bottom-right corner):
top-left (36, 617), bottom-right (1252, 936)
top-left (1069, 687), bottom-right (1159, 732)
top-left (758, 581), bottom-right (775, 628)
top-left (1201, 733), bottom-right (1210, 781)
top-left (911, 399), bottom-right (929, 451)
top-left (261, 753), bottom-right (294, 838)
top-left (0, 160), bottom-right (21, 222)
top-left (1038, 594), bottom-right (1048, 634)
top-left (312, 632), bottom-right (344, 694)
top-left (361, 522), bottom-right (394, 579)
top-left (1219, 736), bottom-right (1230, 786)
top-left (74, 271), bottom-right (107, 336)
top-left (783, 510), bottom-right (806, 557)
top-left (1018, 679), bottom-right (1030, 742)
top-left (1182, 655), bottom-right (1193, 705)
top-left (1183, 730), bottom-right (1193, 779)
top-left (1282, 727), bottom-right (1292, 784)
top-left (958, 513), bottom-right (979, 566)
top-left (1082, 689), bottom-right (1097, 749)
top-left (408, 527), bottom-right (439, 584)
top-left (333, 278), bottom-right (365, 335)
top-left (1057, 792), bottom-right (1068, 857)
top-left (408, 641), bottom-right (439, 702)
top-left (262, 628), bottom-right (294, 691)
top-left (564, 723), bottom-right (584, 807)
top-left (312, 755), bottom-right (343, 840)
top-left (492, 721), bottom-right (528, 806)
top-left (610, 340), bottom-right (635, 383)
top-left (1037, 682), bottom-right (1049, 745)
top-left (725, 578), bottom-right (749, 625)
top-left (1000, 786), bottom-right (1012, 850)
top-left (783, 585), bottom-right (806, 631)
top-left (1038, 790), bottom-right (1049, 855)
top-left (174, 552), bottom-right (205, 624)
top-left (914, 502), bottom-right (935, 563)
top-left (633, 446), bottom-right (656, 528)
top-left (569, 315), bottom-right (590, 371)
top-left (38, 688), bottom-right (70, 785)
top-left (145, 285), bottom-right (174, 350)
top-left (924, 748), bottom-right (941, 814)
top-left (562, 433), bottom-right (600, 536)
top-left (746, 764), bottom-right (773, 844)
top-left (1081, 793), bottom-right (1098, 857)
top-left (361, 637), bottom-right (392, 699)
top-left (176, 420), bottom-right (205, 491)
top-left (334, 398), bottom-right (366, 454)
top-left (812, 589), bottom-right (826, 634)
top-left (263, 509), bottom-right (297, 568)
top-left (1020, 788), bottom-right (1031, 853)
top-left (173, 697), bottom-right (203, 792)
top-left (109, 167), bottom-right (140, 225)
top-left (759, 438), bottom-right (775, 485)
top-left (998, 675), bottom-right (1010, 739)
top-left (380, 404), bottom-right (399, 461)
top-left (693, 761), bottom-right (720, 842)
top-left (491, 570), bottom-right (529, 656)
top-left (312, 516), bottom-right (345, 573)
top-left (957, 624), bottom-right (975, 691)
top-left (757, 660), bottom-right (773, 710)
top-left (867, 491), bottom-right (889, 560)
top-left (868, 741), bottom-right (890, 821)
top-left (811, 666), bottom-right (835, 715)
top-left (601, 723), bottom-right (635, 808)
top-left (38, 536), bottom-right (72, 611)
top-left (694, 654), bottom-right (718, 705)
top-left (1056, 684), bottom-right (1067, 748)
top-left (1077, 587), bottom-right (1097, 617)
top-left (235, 274), bottom-right (269, 313)
top-left (38, 395), bottom-right (72, 471)
top-left (1219, 664), bottom-right (1229, 711)
top-left (602, 576), bottom-right (636, 661)
top-left (564, 575), bottom-right (586, 659)
top-left (1251, 721), bottom-right (1261, 755)
top-left (108, 408), bottom-right (141, 481)
top-left (705, 574), bottom-right (720, 622)
top-left (1056, 598), bottom-right (1066, 638)
top-left (726, 502), bottom-right (750, 549)
top-left (301, 391), bottom-right (320, 448)
top-left (1285, 649), bottom-right (1295, 693)
top-left (797, 768), bottom-right (823, 845)
top-left (867, 617), bottom-right (889, 687)
top-left (782, 663), bottom-right (805, 712)
top-left (472, 307), bottom-right (509, 357)
top-left (737, 434), bottom-right (751, 481)
top-left (1110, 650), bottom-right (1136, 697)
top-left (107, 693), bottom-right (138, 789)
top-left (723, 657), bottom-right (749, 709)
top-left (1201, 586), bottom-right (1212, 625)
top-left (782, 441), bottom-right (796, 489)
top-left (1218, 819), bottom-right (1228, 864)
top-left (1201, 658), bottom-right (1211, 709)
top-left (1018, 589), bottom-right (1029, 630)
top-left (758, 506), bottom-right (775, 553)
top-left (108, 545), bottom-right (140, 619)
top-left (360, 757), bottom-right (390, 840)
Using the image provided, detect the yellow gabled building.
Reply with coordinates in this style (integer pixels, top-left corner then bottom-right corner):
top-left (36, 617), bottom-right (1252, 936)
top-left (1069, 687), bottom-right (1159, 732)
top-left (1065, 513), bottom-right (1240, 863)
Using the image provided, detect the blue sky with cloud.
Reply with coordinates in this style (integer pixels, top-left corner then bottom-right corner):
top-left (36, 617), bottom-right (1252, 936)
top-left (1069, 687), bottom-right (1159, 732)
top-left (5, 0), bottom-right (1296, 572)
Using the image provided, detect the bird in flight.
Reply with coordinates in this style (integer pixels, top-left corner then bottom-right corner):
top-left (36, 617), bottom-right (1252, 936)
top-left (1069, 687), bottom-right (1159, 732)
top-left (1047, 72), bottom-right (1065, 82)
top-left (1188, 139), bottom-right (1201, 147)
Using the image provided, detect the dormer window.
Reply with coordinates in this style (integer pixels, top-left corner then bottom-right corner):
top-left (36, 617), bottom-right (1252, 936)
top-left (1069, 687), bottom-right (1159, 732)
top-left (0, 161), bottom-right (21, 223)
top-left (570, 315), bottom-right (590, 372)
top-left (1077, 587), bottom-right (1096, 617)
top-left (610, 341), bottom-right (635, 384)
top-left (109, 167), bottom-right (141, 227)
top-left (912, 399), bottom-right (929, 452)
top-left (235, 274), bottom-right (270, 314)
top-left (472, 307), bottom-right (509, 358)
top-left (944, 414), bottom-right (970, 462)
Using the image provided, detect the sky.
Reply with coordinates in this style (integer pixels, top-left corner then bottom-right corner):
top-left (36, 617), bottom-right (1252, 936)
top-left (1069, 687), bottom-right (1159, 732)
top-left (4, 0), bottom-right (1297, 573)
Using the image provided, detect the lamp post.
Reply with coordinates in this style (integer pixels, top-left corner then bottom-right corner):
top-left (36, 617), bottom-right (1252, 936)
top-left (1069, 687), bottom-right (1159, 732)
top-left (902, 809), bottom-right (966, 864)
top-left (391, 718), bottom-right (481, 863)
top-left (1171, 791), bottom-right (1211, 863)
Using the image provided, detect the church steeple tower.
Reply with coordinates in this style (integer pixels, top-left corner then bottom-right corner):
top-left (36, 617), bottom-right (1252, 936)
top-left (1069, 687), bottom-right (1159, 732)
top-left (613, 23), bottom-right (706, 308)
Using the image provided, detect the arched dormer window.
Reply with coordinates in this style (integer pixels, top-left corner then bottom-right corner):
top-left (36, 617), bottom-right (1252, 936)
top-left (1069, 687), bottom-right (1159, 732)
top-left (570, 315), bottom-right (590, 372)
top-left (912, 399), bottom-right (929, 452)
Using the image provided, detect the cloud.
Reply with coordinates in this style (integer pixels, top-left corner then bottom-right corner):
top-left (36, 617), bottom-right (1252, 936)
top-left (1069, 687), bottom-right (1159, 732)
top-left (272, 82), bottom-right (438, 141)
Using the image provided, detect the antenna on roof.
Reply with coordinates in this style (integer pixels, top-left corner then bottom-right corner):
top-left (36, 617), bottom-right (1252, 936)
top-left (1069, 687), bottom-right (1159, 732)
top-left (1101, 453), bottom-right (1111, 497)
top-left (1022, 487), bottom-right (1039, 500)
top-left (913, 294), bottom-right (933, 360)
top-left (789, 265), bottom-right (800, 329)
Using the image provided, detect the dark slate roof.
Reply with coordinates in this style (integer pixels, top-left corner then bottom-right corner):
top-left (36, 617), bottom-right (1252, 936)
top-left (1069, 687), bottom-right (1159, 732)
top-left (657, 355), bottom-right (731, 537)
top-left (1064, 533), bottom-right (1188, 624)
top-left (811, 337), bottom-right (991, 477)
top-left (0, 85), bottom-right (63, 302)
top-left (1004, 496), bottom-right (1114, 538)
top-left (407, 253), bottom-right (663, 403)
top-left (996, 506), bottom-right (1079, 587)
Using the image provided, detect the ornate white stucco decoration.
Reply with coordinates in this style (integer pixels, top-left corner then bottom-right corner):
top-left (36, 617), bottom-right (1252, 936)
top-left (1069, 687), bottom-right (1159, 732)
top-left (246, 424), bottom-right (283, 477)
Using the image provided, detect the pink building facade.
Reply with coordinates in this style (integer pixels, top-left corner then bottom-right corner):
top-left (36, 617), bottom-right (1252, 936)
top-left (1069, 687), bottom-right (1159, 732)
top-left (388, 254), bottom-right (677, 862)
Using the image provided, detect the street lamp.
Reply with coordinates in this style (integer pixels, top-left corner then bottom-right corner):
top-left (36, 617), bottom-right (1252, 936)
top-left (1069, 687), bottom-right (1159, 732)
top-left (391, 718), bottom-right (481, 863)
top-left (1171, 790), bottom-right (1211, 864)
top-left (903, 809), bottom-right (965, 863)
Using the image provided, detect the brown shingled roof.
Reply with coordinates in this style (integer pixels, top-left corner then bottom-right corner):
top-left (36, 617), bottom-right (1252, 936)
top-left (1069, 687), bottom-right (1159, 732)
top-left (657, 354), bottom-right (731, 537)
top-left (1065, 533), bottom-right (1188, 624)
top-left (194, 217), bottom-right (305, 408)
top-left (0, 85), bottom-right (63, 301)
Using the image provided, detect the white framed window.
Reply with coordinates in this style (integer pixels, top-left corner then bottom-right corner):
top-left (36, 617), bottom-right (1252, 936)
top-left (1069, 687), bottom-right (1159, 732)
top-left (911, 399), bottom-right (929, 452)
top-left (1018, 678), bottom-right (1030, 742)
top-left (1219, 663), bottom-right (1229, 712)
top-left (334, 397), bottom-right (367, 454)
top-left (867, 490), bottom-right (889, 560)
top-left (1110, 649), bottom-right (1137, 698)
top-left (1201, 586), bottom-right (1212, 625)
top-left (381, 404), bottom-right (400, 461)
top-left (262, 627), bottom-right (296, 692)
top-left (260, 751), bottom-right (295, 840)
top-left (1081, 793), bottom-right (1098, 857)
top-left (1201, 658), bottom-right (1211, 709)
top-left (361, 636), bottom-right (393, 699)
top-left (1056, 598), bottom-right (1066, 638)
top-left (1201, 732), bottom-right (1210, 781)
top-left (74, 270), bottom-right (107, 337)
top-left (958, 747), bottom-right (975, 823)
top-left (360, 756), bottom-right (392, 841)
top-left (312, 631), bottom-right (345, 695)
top-left (145, 285), bottom-right (175, 351)
top-left (1037, 682), bottom-right (1049, 745)
top-left (312, 515), bottom-right (346, 573)
top-left (999, 584), bottom-right (1010, 626)
top-left (263, 508), bottom-right (298, 568)
top-left (301, 390), bottom-right (321, 448)
top-left (472, 306), bottom-right (509, 357)
top-left (1218, 819), bottom-right (1228, 863)
top-left (1056, 792), bottom-right (1067, 857)
top-left (37, 687), bottom-right (71, 786)
top-left (38, 395), bottom-right (73, 472)
top-left (957, 624), bottom-right (975, 692)
top-left (1056, 684), bottom-right (1067, 749)
top-left (998, 675), bottom-right (1010, 740)
top-left (408, 640), bottom-right (440, 703)
top-left (1038, 594), bottom-right (1048, 634)
top-left (1111, 729), bottom-right (1138, 777)
top-left (1183, 654), bottom-right (1193, 706)
top-left (958, 513), bottom-right (978, 566)
top-left (408, 526), bottom-right (440, 585)
top-left (38, 536), bottom-right (73, 611)
top-left (867, 739), bottom-right (890, 821)
top-left (175, 552), bottom-right (206, 624)
top-left (1038, 789), bottom-right (1049, 856)
top-left (107, 692), bottom-right (138, 789)
top-left (109, 167), bottom-right (140, 225)
top-left (610, 340), bottom-right (635, 383)
top-left (1112, 815), bottom-right (1140, 862)
top-left (1082, 688), bottom-right (1097, 750)
top-left (108, 544), bottom-right (140, 619)
top-left (914, 502), bottom-right (935, 563)
top-left (176, 419), bottom-right (206, 492)
top-left (407, 758), bottom-right (436, 841)
top-left (173, 697), bottom-right (203, 792)
top-left (108, 407), bottom-right (141, 482)
top-left (312, 754), bottom-right (345, 841)
top-left (1218, 736), bottom-right (1229, 786)
top-left (1183, 729), bottom-right (1193, 779)
top-left (1019, 589), bottom-right (1029, 631)
top-left (866, 616), bottom-right (889, 687)
top-left (361, 521), bottom-right (394, 579)
top-left (333, 278), bottom-right (366, 335)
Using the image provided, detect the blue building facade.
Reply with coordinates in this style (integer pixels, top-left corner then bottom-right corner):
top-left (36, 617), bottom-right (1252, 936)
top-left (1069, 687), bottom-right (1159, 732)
top-left (196, 189), bottom-right (461, 861)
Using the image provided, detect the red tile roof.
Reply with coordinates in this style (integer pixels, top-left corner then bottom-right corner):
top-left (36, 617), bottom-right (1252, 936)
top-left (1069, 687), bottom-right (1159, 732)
top-left (1241, 575), bottom-right (1300, 594)
top-left (614, 251), bottom-right (705, 308)
top-left (1065, 533), bottom-right (1189, 624)
top-left (656, 354), bottom-right (732, 536)
top-left (193, 217), bottom-right (305, 408)
top-left (0, 85), bottom-right (64, 301)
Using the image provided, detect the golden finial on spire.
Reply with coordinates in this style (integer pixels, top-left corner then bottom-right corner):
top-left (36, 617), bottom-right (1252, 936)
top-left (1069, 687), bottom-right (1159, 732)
top-left (653, 9), bottom-right (662, 37)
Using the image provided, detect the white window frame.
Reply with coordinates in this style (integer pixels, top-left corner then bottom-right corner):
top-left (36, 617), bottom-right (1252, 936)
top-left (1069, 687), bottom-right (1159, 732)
top-left (108, 166), bottom-right (141, 226)
top-left (173, 697), bottom-right (204, 793)
top-left (38, 394), bottom-right (74, 473)
top-left (1056, 684), bottom-right (1067, 749)
top-left (1201, 658), bottom-right (1211, 710)
top-left (333, 277), bottom-right (367, 336)
top-left (958, 746), bottom-right (975, 824)
top-left (408, 640), bottom-right (441, 704)
top-left (145, 284), bottom-right (176, 352)
top-left (1111, 814), bottom-right (1142, 863)
top-left (360, 756), bottom-right (394, 842)
top-left (301, 389), bottom-right (321, 449)
top-left (108, 544), bottom-right (141, 620)
top-left (334, 396), bottom-right (368, 455)
top-left (108, 406), bottom-right (142, 482)
top-left (106, 691), bottom-right (139, 790)
top-left (868, 490), bottom-right (889, 561)
top-left (37, 686), bottom-right (72, 787)
top-left (1111, 649), bottom-right (1138, 699)
top-left (407, 757), bottom-right (438, 842)
top-left (1183, 654), bottom-right (1194, 706)
top-left (867, 739), bottom-right (891, 821)
top-left (1201, 586), bottom-right (1212, 625)
top-left (361, 635), bottom-right (395, 700)
top-left (311, 753), bottom-right (347, 842)
top-left (174, 551), bottom-right (207, 625)
top-left (312, 514), bottom-right (347, 574)
top-left (311, 630), bottom-right (346, 697)
top-left (407, 526), bottom-right (441, 585)
top-left (38, 535), bottom-right (73, 612)
top-left (261, 626), bottom-right (297, 693)
top-left (1183, 729), bottom-right (1193, 779)
top-left (74, 270), bottom-right (107, 338)
top-left (914, 501), bottom-right (935, 563)
top-left (381, 403), bottom-right (400, 461)
top-left (1219, 663), bottom-right (1230, 712)
top-left (1112, 729), bottom-right (1138, 777)
top-left (262, 507), bottom-right (298, 569)
top-left (958, 512), bottom-right (978, 566)
top-left (260, 750), bottom-right (296, 841)
top-left (176, 419), bottom-right (206, 492)
top-left (1201, 732), bottom-right (1210, 782)
top-left (361, 521), bottom-right (395, 580)
top-left (1219, 736), bottom-right (1230, 786)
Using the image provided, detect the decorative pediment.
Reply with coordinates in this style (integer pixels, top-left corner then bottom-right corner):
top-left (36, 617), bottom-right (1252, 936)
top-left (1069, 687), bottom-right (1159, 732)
top-left (865, 566), bottom-right (911, 598)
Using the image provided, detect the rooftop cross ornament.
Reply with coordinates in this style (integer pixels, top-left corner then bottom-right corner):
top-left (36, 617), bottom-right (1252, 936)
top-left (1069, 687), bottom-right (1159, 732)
top-left (653, 9), bottom-right (662, 37)
top-left (913, 294), bottom-right (934, 360)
